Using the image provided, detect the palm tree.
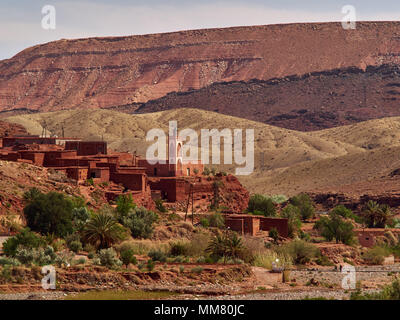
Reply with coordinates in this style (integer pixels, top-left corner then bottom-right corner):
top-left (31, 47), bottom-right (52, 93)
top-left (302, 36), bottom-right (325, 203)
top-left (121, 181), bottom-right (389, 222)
top-left (362, 201), bottom-right (394, 228)
top-left (82, 213), bottom-right (126, 249)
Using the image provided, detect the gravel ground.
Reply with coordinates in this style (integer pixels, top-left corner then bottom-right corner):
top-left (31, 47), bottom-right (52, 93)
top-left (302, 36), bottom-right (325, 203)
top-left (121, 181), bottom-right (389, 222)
top-left (0, 292), bottom-right (67, 300)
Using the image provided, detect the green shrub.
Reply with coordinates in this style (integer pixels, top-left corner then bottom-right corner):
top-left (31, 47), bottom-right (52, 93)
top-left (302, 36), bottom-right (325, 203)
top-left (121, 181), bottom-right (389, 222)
top-left (289, 193), bottom-right (315, 221)
top-left (280, 204), bottom-right (302, 238)
top-left (155, 199), bottom-right (168, 213)
top-left (200, 218), bottom-right (210, 228)
top-left (268, 228), bottom-right (279, 243)
top-left (208, 213), bottom-right (225, 228)
top-left (121, 207), bottom-right (158, 239)
top-left (24, 192), bottom-right (77, 237)
top-left (14, 246), bottom-right (56, 266)
top-left (169, 241), bottom-right (188, 257)
top-left (268, 195), bottom-right (288, 204)
top-left (362, 246), bottom-right (390, 265)
top-left (203, 167), bottom-right (211, 176)
top-left (248, 194), bottom-right (276, 217)
top-left (314, 214), bottom-right (355, 245)
top-left (0, 257), bottom-right (20, 266)
top-left (68, 240), bottom-right (83, 254)
top-left (3, 228), bottom-right (45, 257)
top-left (120, 248), bottom-right (137, 267)
top-left (351, 279), bottom-right (400, 300)
top-left (277, 240), bottom-right (318, 265)
top-left (54, 250), bottom-right (75, 267)
top-left (315, 255), bottom-right (334, 266)
top-left (116, 194), bottom-right (136, 218)
top-left (147, 259), bottom-right (155, 271)
top-left (97, 248), bottom-right (122, 269)
top-left (191, 266), bottom-right (204, 274)
top-left (148, 250), bottom-right (167, 262)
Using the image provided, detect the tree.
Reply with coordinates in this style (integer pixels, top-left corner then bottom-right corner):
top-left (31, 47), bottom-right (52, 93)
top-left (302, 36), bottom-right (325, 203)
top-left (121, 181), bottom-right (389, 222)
top-left (362, 201), bottom-right (395, 228)
top-left (116, 194), bottom-right (136, 218)
top-left (280, 204), bottom-right (302, 238)
top-left (247, 194), bottom-right (276, 217)
top-left (289, 193), bottom-right (315, 221)
top-left (314, 213), bottom-right (355, 245)
top-left (24, 192), bottom-right (75, 238)
top-left (82, 212), bottom-right (127, 249)
top-left (206, 231), bottom-right (244, 261)
top-left (23, 187), bottom-right (42, 203)
top-left (210, 180), bottom-right (224, 210)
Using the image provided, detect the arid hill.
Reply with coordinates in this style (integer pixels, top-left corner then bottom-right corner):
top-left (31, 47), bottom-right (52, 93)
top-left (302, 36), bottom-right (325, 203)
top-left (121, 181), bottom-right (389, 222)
top-left (5, 108), bottom-right (361, 174)
top-left (9, 108), bottom-right (400, 198)
top-left (2, 21), bottom-right (400, 119)
top-left (128, 64), bottom-right (400, 131)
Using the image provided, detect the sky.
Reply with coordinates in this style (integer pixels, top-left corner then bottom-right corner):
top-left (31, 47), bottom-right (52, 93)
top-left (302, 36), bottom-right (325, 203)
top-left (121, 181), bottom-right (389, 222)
top-left (1, 0), bottom-right (400, 60)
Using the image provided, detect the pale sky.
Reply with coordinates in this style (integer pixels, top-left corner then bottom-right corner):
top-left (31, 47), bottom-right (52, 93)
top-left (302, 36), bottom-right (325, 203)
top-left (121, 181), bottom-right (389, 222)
top-left (1, 0), bottom-right (400, 60)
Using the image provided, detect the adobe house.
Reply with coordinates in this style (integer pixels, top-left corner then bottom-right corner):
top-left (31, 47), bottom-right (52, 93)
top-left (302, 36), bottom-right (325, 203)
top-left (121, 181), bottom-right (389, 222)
top-left (65, 141), bottom-right (107, 156)
top-left (225, 214), bottom-right (289, 237)
top-left (355, 228), bottom-right (400, 247)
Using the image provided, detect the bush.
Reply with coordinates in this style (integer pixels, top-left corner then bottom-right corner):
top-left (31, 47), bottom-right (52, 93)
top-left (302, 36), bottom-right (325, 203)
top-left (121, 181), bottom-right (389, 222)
top-left (268, 228), bottom-right (279, 243)
top-left (206, 232), bottom-right (244, 260)
top-left (24, 192), bottom-right (77, 237)
top-left (277, 240), bottom-right (318, 265)
top-left (248, 194), bottom-right (276, 217)
top-left (54, 250), bottom-right (75, 267)
top-left (351, 279), bottom-right (400, 300)
top-left (191, 266), bottom-right (204, 274)
top-left (208, 213), bottom-right (225, 228)
top-left (97, 248), bottom-right (122, 269)
top-left (203, 167), bottom-right (211, 176)
top-left (3, 228), bottom-right (45, 257)
top-left (0, 257), bottom-right (20, 266)
top-left (280, 204), bottom-right (302, 238)
top-left (15, 246), bottom-right (56, 266)
top-left (148, 250), bottom-right (167, 262)
top-left (289, 193), bottom-right (315, 221)
top-left (362, 246), bottom-right (390, 265)
top-left (200, 218), bottom-right (210, 228)
top-left (72, 207), bottom-right (90, 232)
top-left (147, 259), bottom-right (155, 271)
top-left (314, 214), bottom-right (355, 245)
top-left (68, 240), bottom-right (83, 254)
top-left (169, 241), bottom-right (188, 257)
top-left (120, 248), bottom-right (137, 267)
top-left (268, 195), bottom-right (288, 204)
top-left (155, 199), bottom-right (168, 213)
top-left (121, 207), bottom-right (158, 239)
top-left (116, 194), bottom-right (136, 218)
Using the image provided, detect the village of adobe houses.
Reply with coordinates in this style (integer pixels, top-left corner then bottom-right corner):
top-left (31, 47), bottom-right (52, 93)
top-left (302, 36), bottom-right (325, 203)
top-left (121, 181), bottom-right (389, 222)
top-left (1, 131), bottom-right (400, 298)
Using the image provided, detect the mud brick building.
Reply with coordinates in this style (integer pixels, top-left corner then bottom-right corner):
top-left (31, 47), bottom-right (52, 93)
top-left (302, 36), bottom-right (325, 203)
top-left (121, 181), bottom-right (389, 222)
top-left (355, 228), bottom-right (400, 247)
top-left (225, 214), bottom-right (289, 237)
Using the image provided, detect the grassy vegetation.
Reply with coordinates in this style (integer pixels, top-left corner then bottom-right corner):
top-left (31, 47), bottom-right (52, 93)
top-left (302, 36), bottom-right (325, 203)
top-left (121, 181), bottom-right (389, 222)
top-left (65, 290), bottom-right (179, 300)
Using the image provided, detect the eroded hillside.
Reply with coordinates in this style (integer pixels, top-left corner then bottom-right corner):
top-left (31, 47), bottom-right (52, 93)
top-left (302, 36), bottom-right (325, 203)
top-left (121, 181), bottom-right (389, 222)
top-left (2, 22), bottom-right (400, 119)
